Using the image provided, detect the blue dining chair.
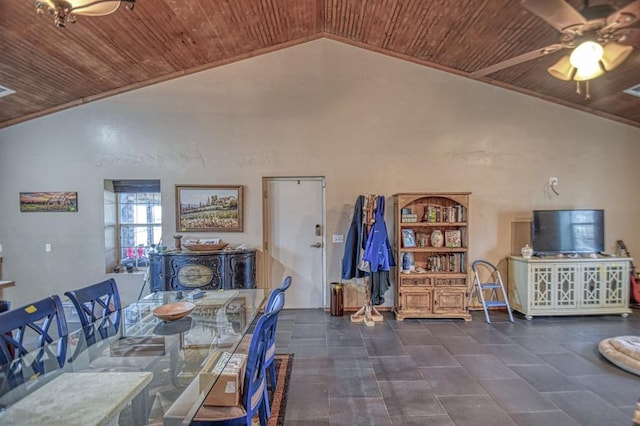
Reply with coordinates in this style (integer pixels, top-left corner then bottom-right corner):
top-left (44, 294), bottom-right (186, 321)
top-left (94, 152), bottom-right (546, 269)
top-left (193, 291), bottom-right (285, 426)
top-left (65, 279), bottom-right (152, 425)
top-left (278, 275), bottom-right (292, 293)
top-left (263, 276), bottom-right (291, 401)
top-left (64, 278), bottom-right (122, 347)
top-left (0, 295), bottom-right (68, 389)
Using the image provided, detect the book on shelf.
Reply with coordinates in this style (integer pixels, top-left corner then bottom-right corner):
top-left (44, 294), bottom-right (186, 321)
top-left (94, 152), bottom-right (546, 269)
top-left (460, 227), bottom-right (468, 248)
top-left (424, 205), bottom-right (439, 223)
top-left (423, 204), bottom-right (466, 223)
top-left (426, 253), bottom-right (466, 273)
top-left (401, 214), bottom-right (418, 223)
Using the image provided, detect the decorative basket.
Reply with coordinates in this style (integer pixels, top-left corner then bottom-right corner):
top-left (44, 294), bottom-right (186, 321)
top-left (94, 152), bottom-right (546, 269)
top-left (182, 241), bottom-right (229, 251)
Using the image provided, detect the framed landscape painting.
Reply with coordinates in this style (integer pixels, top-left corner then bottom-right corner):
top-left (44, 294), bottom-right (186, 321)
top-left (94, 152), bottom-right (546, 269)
top-left (176, 185), bottom-right (243, 232)
top-left (20, 192), bottom-right (78, 212)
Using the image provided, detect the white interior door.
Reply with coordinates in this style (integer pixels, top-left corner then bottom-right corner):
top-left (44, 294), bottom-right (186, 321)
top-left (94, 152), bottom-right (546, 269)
top-left (264, 177), bottom-right (325, 309)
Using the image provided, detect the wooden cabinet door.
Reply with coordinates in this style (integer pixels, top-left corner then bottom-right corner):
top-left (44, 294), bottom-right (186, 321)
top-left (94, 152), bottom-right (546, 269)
top-left (399, 290), bottom-right (432, 312)
top-left (432, 289), bottom-right (466, 314)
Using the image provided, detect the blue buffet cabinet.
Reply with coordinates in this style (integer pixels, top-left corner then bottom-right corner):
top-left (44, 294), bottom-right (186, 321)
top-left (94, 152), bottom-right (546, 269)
top-left (149, 249), bottom-right (256, 291)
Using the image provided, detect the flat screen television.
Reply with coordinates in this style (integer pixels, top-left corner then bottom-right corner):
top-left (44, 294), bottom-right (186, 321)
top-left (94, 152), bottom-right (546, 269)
top-left (531, 209), bottom-right (604, 255)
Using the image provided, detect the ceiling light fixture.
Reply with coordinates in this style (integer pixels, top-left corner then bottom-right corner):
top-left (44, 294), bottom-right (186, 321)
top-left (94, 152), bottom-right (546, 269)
top-left (569, 41), bottom-right (603, 70)
top-left (547, 40), bottom-right (633, 99)
top-left (35, 0), bottom-right (135, 28)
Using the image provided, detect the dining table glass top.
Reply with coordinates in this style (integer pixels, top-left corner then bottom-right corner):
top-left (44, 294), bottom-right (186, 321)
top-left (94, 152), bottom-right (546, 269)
top-left (0, 288), bottom-right (267, 426)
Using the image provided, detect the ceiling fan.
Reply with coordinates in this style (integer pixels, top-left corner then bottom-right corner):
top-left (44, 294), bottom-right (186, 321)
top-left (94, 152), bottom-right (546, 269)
top-left (471, 0), bottom-right (640, 82)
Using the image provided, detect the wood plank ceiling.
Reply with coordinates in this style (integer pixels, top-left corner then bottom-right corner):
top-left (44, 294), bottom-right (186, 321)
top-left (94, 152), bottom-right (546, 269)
top-left (1, 0), bottom-right (639, 129)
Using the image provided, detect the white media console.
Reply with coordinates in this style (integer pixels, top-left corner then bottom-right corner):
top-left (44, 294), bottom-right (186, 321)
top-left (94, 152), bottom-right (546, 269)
top-left (508, 255), bottom-right (632, 320)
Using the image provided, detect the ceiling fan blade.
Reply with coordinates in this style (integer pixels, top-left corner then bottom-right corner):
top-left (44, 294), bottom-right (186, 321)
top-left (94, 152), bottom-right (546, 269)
top-left (605, 0), bottom-right (640, 31)
top-left (613, 26), bottom-right (640, 48)
top-left (521, 0), bottom-right (586, 33)
top-left (471, 44), bottom-right (565, 78)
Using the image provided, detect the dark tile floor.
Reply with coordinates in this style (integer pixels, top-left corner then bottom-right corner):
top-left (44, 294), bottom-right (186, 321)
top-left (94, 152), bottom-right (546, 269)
top-left (275, 308), bottom-right (640, 426)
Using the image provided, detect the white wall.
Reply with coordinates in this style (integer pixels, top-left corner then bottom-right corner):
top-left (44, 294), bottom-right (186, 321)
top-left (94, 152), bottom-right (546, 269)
top-left (1, 39), bottom-right (639, 308)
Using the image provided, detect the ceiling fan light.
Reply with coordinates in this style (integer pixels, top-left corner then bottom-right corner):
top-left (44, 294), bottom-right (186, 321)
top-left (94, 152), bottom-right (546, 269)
top-left (573, 63), bottom-right (605, 81)
top-left (600, 42), bottom-right (633, 71)
top-left (38, 0), bottom-right (123, 16)
top-left (569, 41), bottom-right (604, 69)
top-left (547, 56), bottom-right (575, 81)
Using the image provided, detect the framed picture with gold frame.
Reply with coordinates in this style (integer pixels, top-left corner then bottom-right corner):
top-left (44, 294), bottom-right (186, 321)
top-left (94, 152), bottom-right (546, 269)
top-left (176, 185), bottom-right (243, 232)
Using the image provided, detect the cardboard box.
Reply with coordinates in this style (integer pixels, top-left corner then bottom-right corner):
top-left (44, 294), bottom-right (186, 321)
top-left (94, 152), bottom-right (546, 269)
top-left (200, 352), bottom-right (247, 407)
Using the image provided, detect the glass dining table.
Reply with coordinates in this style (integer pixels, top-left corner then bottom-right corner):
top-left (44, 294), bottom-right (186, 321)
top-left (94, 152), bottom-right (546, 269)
top-left (0, 288), bottom-right (267, 426)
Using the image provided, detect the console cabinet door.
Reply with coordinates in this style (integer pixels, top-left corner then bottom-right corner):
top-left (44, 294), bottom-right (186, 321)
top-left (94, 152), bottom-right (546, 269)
top-left (169, 254), bottom-right (224, 290)
top-left (432, 289), bottom-right (466, 314)
top-left (399, 290), bottom-right (432, 312)
top-left (530, 264), bottom-right (554, 310)
top-left (228, 252), bottom-right (256, 289)
top-left (554, 264), bottom-right (579, 309)
top-left (601, 263), bottom-right (627, 308)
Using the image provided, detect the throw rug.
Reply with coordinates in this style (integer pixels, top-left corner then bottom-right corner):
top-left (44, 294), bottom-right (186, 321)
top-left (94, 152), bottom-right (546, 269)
top-left (266, 353), bottom-right (294, 426)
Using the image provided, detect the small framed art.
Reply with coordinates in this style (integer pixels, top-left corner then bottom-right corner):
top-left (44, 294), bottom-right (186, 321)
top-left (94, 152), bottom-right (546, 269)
top-left (445, 230), bottom-right (462, 248)
top-left (19, 192), bottom-right (78, 212)
top-left (402, 229), bottom-right (416, 248)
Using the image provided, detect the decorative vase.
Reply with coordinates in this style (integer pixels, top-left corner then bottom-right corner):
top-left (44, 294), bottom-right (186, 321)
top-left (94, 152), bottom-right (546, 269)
top-left (521, 244), bottom-right (533, 259)
top-left (430, 230), bottom-right (444, 248)
top-left (402, 252), bottom-right (411, 274)
top-left (174, 235), bottom-right (183, 251)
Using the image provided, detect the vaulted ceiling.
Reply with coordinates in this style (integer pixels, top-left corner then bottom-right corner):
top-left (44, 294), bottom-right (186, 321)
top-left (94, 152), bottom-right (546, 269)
top-left (2, 0), bottom-right (639, 129)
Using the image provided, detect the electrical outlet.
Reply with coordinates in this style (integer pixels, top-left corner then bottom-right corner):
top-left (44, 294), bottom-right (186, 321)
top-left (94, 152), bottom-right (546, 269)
top-left (45, 243), bottom-right (51, 252)
top-left (549, 177), bottom-right (558, 186)
top-left (332, 235), bottom-right (344, 243)
top-left (0, 244), bottom-right (3, 252)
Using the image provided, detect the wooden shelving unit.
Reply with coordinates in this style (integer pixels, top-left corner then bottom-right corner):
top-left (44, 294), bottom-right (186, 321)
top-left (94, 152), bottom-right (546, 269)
top-left (393, 193), bottom-right (471, 321)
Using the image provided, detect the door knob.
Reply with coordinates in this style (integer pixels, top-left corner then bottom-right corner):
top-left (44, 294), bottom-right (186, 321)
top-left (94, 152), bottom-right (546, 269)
top-left (310, 242), bottom-right (322, 248)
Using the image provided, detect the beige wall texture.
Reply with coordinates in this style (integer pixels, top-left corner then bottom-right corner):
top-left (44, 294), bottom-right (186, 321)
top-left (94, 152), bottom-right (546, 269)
top-left (1, 39), bottom-right (640, 308)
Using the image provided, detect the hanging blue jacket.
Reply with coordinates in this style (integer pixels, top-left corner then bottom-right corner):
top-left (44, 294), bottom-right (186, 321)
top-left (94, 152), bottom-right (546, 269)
top-left (341, 195), bottom-right (367, 280)
top-left (363, 196), bottom-right (396, 272)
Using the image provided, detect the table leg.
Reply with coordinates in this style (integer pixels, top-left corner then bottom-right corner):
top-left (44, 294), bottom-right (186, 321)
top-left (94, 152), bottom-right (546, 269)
top-left (131, 384), bottom-right (150, 426)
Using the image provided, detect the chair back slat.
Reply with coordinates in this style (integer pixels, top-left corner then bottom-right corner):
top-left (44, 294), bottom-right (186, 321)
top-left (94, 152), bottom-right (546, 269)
top-left (64, 278), bottom-right (121, 346)
top-left (0, 295), bottom-right (68, 389)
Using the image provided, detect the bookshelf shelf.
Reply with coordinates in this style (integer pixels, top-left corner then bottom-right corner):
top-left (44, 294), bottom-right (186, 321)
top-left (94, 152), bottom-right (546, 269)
top-left (400, 247), bottom-right (468, 253)
top-left (400, 272), bottom-right (467, 278)
top-left (393, 192), bottom-right (471, 321)
top-left (400, 222), bottom-right (467, 227)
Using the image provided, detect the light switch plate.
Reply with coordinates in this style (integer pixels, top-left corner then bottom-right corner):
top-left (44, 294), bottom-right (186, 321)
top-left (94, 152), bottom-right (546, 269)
top-left (332, 235), bottom-right (344, 243)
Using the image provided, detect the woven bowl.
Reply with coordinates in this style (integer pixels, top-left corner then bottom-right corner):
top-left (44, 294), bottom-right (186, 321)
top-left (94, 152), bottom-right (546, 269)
top-left (182, 242), bottom-right (229, 251)
top-left (153, 302), bottom-right (196, 322)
